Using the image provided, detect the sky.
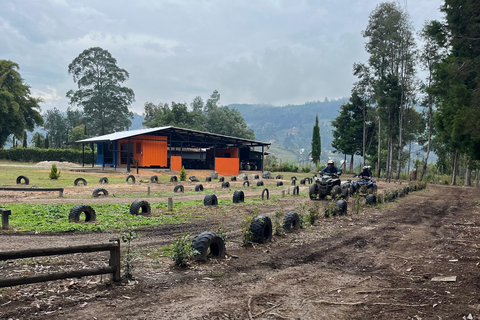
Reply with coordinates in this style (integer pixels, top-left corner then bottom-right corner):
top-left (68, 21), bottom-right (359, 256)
top-left (1, 0), bottom-right (444, 115)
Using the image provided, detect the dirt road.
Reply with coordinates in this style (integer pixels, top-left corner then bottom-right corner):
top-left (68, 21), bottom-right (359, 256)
top-left (1, 184), bottom-right (480, 319)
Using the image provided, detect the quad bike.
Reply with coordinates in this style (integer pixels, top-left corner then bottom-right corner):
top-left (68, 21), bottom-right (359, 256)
top-left (348, 177), bottom-right (378, 205)
top-left (309, 172), bottom-right (349, 200)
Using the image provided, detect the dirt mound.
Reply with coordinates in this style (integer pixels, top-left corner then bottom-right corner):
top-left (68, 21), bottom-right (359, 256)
top-left (33, 161), bottom-right (82, 169)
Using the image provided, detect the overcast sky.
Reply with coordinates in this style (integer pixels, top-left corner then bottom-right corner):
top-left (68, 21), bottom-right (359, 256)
top-left (1, 0), bottom-right (444, 114)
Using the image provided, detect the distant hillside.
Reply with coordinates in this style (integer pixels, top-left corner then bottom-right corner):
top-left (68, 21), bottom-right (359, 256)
top-left (231, 99), bottom-right (347, 162)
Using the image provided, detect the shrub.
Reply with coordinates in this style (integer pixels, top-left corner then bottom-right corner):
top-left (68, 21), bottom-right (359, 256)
top-left (0, 147), bottom-right (95, 164)
top-left (169, 234), bottom-right (198, 267)
top-left (48, 164), bottom-right (61, 179)
top-left (120, 228), bottom-right (139, 280)
top-left (301, 165), bottom-right (310, 173)
top-left (180, 166), bottom-right (187, 181)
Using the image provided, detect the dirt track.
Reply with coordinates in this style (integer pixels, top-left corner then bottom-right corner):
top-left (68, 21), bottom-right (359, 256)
top-left (1, 183), bottom-right (480, 319)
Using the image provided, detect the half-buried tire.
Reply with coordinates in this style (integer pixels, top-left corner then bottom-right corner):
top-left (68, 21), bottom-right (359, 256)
top-left (126, 175), bottom-right (136, 184)
top-left (283, 211), bottom-right (300, 232)
top-left (221, 181), bottom-right (230, 188)
top-left (277, 181), bottom-right (283, 186)
top-left (130, 200), bottom-right (151, 215)
top-left (365, 194), bottom-right (376, 205)
top-left (191, 231), bottom-right (226, 261)
top-left (261, 188), bottom-right (269, 200)
top-left (150, 175), bottom-right (158, 183)
top-left (170, 175), bottom-right (178, 182)
top-left (92, 187), bottom-right (108, 197)
top-left (204, 194), bottom-right (218, 206)
top-left (256, 181), bottom-right (264, 187)
top-left (69, 204), bottom-right (96, 223)
top-left (233, 190), bottom-right (244, 203)
top-left (250, 216), bottom-right (272, 244)
top-left (99, 177), bottom-right (109, 184)
top-left (243, 181), bottom-right (250, 187)
top-left (195, 184), bottom-right (204, 192)
top-left (231, 176), bottom-right (237, 181)
top-left (74, 177), bottom-right (87, 186)
top-left (16, 175), bottom-right (29, 185)
top-left (173, 184), bottom-right (184, 193)
top-left (335, 200), bottom-right (347, 215)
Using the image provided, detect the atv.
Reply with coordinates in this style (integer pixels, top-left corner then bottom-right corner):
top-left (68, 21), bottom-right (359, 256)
top-left (348, 177), bottom-right (378, 205)
top-left (309, 172), bottom-right (349, 200)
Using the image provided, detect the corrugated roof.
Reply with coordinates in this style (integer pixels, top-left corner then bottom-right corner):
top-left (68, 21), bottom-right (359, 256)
top-left (76, 126), bottom-right (171, 143)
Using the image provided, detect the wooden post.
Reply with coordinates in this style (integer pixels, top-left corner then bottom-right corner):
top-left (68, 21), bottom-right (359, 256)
top-left (59, 188), bottom-right (64, 197)
top-left (148, 186), bottom-right (150, 196)
top-left (168, 197), bottom-right (173, 211)
top-left (282, 190), bottom-right (285, 198)
top-left (1, 209), bottom-right (11, 230)
top-left (109, 238), bottom-right (121, 282)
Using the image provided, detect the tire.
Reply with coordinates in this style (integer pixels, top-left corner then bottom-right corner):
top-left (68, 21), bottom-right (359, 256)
top-left (243, 181), bottom-right (250, 187)
top-left (254, 175), bottom-right (259, 179)
top-left (233, 190), bottom-right (245, 203)
top-left (99, 177), bottom-right (109, 184)
top-left (130, 200), bottom-right (151, 215)
top-left (243, 175), bottom-right (248, 180)
top-left (150, 175), bottom-right (158, 183)
top-left (341, 184), bottom-right (350, 199)
top-left (206, 177), bottom-right (212, 182)
top-left (405, 186), bottom-right (410, 194)
top-left (283, 211), bottom-right (300, 232)
top-left (69, 204), bottom-right (96, 223)
top-left (309, 184), bottom-right (319, 200)
top-left (365, 194), bottom-right (376, 205)
top-left (189, 176), bottom-right (199, 182)
top-left (277, 181), bottom-right (283, 186)
top-left (195, 184), bottom-right (204, 192)
top-left (191, 231), bottom-right (226, 261)
top-left (300, 178), bottom-right (306, 185)
top-left (256, 181), bottom-right (264, 187)
top-left (74, 177), bottom-right (87, 186)
top-left (173, 184), bottom-right (184, 193)
top-left (261, 188), bottom-right (269, 200)
top-left (250, 216), bottom-right (272, 244)
top-left (126, 175), bottom-right (136, 184)
top-left (204, 194), bottom-right (218, 206)
top-left (219, 177), bottom-right (225, 182)
top-left (92, 187), bottom-right (108, 197)
top-left (221, 181), bottom-right (230, 188)
top-left (293, 185), bottom-right (300, 195)
top-left (332, 185), bottom-right (342, 198)
top-left (276, 175), bottom-right (283, 179)
top-left (170, 175), bottom-right (178, 182)
top-left (291, 176), bottom-right (297, 181)
top-left (335, 199), bottom-right (347, 215)
top-left (16, 175), bottom-right (29, 185)
top-left (292, 179), bottom-right (296, 186)
top-left (231, 176), bottom-right (237, 181)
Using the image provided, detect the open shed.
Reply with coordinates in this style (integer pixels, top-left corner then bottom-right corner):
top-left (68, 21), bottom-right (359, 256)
top-left (75, 126), bottom-right (270, 175)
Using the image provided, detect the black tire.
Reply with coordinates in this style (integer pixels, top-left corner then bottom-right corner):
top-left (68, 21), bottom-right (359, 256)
top-left (16, 175), bottom-right (29, 185)
top-left (293, 185), bottom-right (300, 195)
top-left (276, 175), bottom-right (283, 179)
top-left (173, 184), bottom-right (184, 193)
top-left (189, 176), bottom-right (199, 182)
top-left (231, 176), bottom-right (237, 181)
top-left (341, 184), bottom-right (350, 199)
top-left (243, 181), bottom-right (250, 187)
top-left (250, 216), bottom-right (272, 244)
top-left (92, 187), bottom-right (108, 197)
top-left (170, 175), bottom-right (178, 182)
top-left (283, 211), bottom-right (300, 232)
top-left (256, 181), bottom-right (264, 187)
top-left (291, 176), bottom-right (297, 181)
top-left (99, 177), bottom-right (109, 184)
top-left (292, 179), bottom-right (296, 186)
top-left (233, 190), bottom-right (245, 203)
top-left (204, 194), bottom-right (218, 206)
top-left (277, 181), bottom-right (283, 187)
top-left (195, 184), bottom-right (204, 192)
top-left (243, 175), bottom-right (248, 180)
top-left (74, 177), bottom-right (87, 186)
top-left (300, 178), bottom-right (306, 185)
top-left (405, 186), bottom-right (410, 194)
top-left (332, 185), bottom-right (342, 198)
top-left (126, 175), bottom-right (136, 184)
top-left (309, 183), bottom-right (319, 200)
top-left (69, 204), bottom-right (96, 223)
top-left (335, 199), bottom-right (347, 215)
top-left (254, 175), bottom-right (259, 179)
top-left (130, 200), bottom-right (151, 215)
top-left (221, 181), bottom-right (230, 188)
top-left (206, 177), bottom-right (212, 182)
top-left (150, 175), bottom-right (158, 183)
top-left (365, 194), bottom-right (376, 205)
top-left (261, 188), bottom-right (269, 200)
top-left (191, 231), bottom-right (226, 261)
top-left (219, 177), bottom-right (225, 182)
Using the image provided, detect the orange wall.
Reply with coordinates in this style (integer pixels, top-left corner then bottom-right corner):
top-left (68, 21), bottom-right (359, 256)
top-left (171, 156), bottom-right (182, 172)
top-left (118, 136), bottom-right (167, 167)
top-left (215, 157), bottom-right (239, 176)
top-left (215, 148), bottom-right (238, 158)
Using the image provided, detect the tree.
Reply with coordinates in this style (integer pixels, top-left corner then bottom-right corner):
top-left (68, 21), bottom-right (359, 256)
top-left (45, 134), bottom-right (49, 149)
top-left (67, 47), bottom-right (134, 136)
top-left (31, 132), bottom-right (45, 148)
top-left (69, 125), bottom-right (88, 150)
top-left (205, 106), bottom-right (255, 139)
top-left (310, 115), bottom-right (321, 165)
top-left (22, 132), bottom-right (27, 148)
top-left (43, 108), bottom-right (67, 149)
top-left (0, 60), bottom-right (43, 148)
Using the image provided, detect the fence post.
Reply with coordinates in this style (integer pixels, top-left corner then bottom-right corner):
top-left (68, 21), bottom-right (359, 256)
top-left (168, 197), bottom-right (173, 211)
top-left (109, 238), bottom-right (121, 282)
top-left (148, 186), bottom-right (150, 196)
top-left (1, 209), bottom-right (11, 230)
top-left (282, 190), bottom-right (285, 198)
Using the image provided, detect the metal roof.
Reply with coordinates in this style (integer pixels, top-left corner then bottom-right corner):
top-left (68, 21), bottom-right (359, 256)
top-left (75, 126), bottom-right (270, 148)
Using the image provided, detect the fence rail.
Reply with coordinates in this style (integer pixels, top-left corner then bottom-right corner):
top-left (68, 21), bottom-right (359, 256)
top-left (0, 187), bottom-right (64, 197)
top-left (0, 239), bottom-right (121, 288)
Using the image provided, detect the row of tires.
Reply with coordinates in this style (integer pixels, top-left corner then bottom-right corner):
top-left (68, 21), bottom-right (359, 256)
top-left (68, 200), bottom-right (152, 222)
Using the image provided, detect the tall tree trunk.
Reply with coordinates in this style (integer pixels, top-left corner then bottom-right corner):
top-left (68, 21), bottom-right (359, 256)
top-left (407, 141), bottom-right (412, 177)
top-left (465, 165), bottom-right (471, 186)
top-left (349, 154), bottom-right (354, 173)
top-left (377, 118), bottom-right (381, 178)
top-left (363, 100), bottom-right (366, 166)
top-left (419, 94), bottom-right (433, 181)
top-left (396, 93), bottom-right (405, 181)
top-left (387, 136), bottom-right (394, 181)
top-left (475, 170), bottom-right (478, 187)
top-left (451, 151), bottom-right (459, 186)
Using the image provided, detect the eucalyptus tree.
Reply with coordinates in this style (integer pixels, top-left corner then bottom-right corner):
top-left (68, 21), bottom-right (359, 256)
top-left (67, 47), bottom-right (134, 136)
top-left (0, 60), bottom-right (43, 148)
top-left (43, 108), bottom-right (67, 149)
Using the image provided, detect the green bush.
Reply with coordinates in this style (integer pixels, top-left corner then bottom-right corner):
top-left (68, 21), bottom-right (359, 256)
top-left (301, 165), bottom-right (311, 173)
top-left (48, 164), bottom-right (61, 179)
top-left (180, 166), bottom-right (187, 181)
top-left (0, 147), bottom-right (96, 164)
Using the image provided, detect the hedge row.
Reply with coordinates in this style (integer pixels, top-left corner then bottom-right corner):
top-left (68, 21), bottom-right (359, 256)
top-left (0, 148), bottom-right (96, 164)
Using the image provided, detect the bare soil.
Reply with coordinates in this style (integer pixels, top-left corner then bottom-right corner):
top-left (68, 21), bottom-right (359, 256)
top-left (1, 178), bottom-right (480, 319)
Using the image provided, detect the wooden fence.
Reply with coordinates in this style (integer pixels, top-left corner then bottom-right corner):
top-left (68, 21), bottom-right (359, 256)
top-left (0, 187), bottom-right (64, 197)
top-left (0, 239), bottom-right (121, 288)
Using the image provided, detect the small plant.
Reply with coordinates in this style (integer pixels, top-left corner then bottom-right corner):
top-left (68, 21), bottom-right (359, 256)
top-left (120, 228), bottom-right (140, 281)
top-left (180, 166), bottom-right (187, 181)
top-left (273, 209), bottom-right (286, 236)
top-left (241, 210), bottom-right (257, 247)
top-left (298, 214), bottom-right (305, 229)
top-left (353, 195), bottom-right (362, 214)
top-left (169, 233), bottom-right (198, 267)
top-left (48, 163), bottom-right (61, 179)
top-left (323, 200), bottom-right (336, 218)
top-left (213, 220), bottom-right (228, 242)
top-left (301, 165), bottom-right (310, 173)
top-left (306, 202), bottom-right (320, 224)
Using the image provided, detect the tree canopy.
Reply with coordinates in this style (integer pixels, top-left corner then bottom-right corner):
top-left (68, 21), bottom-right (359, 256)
top-left (0, 60), bottom-right (43, 148)
top-left (67, 47), bottom-right (134, 136)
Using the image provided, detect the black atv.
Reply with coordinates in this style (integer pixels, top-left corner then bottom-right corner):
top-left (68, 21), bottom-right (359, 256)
top-left (309, 172), bottom-right (349, 200)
